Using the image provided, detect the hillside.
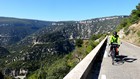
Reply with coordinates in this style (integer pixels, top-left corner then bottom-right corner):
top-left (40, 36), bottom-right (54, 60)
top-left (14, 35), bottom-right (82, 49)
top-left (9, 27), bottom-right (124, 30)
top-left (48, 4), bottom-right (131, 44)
top-left (0, 16), bottom-right (127, 47)
top-left (4, 16), bottom-right (127, 55)
top-left (28, 34), bottom-right (105, 79)
top-left (119, 21), bottom-right (140, 46)
top-left (14, 15), bottom-right (127, 46)
top-left (117, 3), bottom-right (140, 46)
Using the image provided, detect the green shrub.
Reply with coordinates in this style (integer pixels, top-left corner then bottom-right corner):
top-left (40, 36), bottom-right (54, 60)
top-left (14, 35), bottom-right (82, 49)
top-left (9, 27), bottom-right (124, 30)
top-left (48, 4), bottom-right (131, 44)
top-left (116, 3), bottom-right (140, 32)
top-left (90, 34), bottom-right (102, 41)
top-left (76, 39), bottom-right (83, 47)
top-left (137, 31), bottom-right (140, 37)
top-left (46, 59), bottom-right (70, 79)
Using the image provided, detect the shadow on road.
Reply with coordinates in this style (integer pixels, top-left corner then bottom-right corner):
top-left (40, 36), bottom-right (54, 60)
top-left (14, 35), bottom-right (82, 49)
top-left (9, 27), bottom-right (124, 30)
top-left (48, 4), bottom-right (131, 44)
top-left (114, 55), bottom-right (137, 65)
top-left (123, 57), bottom-right (137, 62)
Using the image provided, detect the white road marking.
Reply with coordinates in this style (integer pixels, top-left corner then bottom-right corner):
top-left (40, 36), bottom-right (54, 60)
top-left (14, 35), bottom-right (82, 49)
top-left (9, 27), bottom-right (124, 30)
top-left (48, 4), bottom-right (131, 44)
top-left (101, 74), bottom-right (106, 79)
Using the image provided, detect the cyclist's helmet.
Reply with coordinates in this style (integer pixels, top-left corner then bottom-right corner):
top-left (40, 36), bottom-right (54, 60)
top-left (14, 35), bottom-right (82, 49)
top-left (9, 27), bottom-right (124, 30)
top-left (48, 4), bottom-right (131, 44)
top-left (113, 31), bottom-right (117, 36)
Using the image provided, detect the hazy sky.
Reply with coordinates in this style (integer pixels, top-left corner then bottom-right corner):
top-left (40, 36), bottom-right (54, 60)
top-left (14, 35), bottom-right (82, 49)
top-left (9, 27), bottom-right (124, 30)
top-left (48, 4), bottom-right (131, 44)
top-left (0, 0), bottom-right (139, 21)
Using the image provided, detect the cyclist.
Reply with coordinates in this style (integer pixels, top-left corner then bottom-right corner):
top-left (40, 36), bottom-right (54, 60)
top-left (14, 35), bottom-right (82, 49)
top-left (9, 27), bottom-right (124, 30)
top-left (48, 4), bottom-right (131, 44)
top-left (109, 31), bottom-right (120, 57)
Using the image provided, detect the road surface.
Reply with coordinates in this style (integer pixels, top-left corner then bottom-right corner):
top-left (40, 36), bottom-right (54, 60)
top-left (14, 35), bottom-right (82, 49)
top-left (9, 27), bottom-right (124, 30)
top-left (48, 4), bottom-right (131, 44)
top-left (97, 40), bottom-right (140, 79)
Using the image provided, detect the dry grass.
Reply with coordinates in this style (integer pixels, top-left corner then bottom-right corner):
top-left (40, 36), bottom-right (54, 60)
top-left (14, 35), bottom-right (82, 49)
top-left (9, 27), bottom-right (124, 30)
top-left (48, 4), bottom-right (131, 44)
top-left (122, 21), bottom-right (140, 46)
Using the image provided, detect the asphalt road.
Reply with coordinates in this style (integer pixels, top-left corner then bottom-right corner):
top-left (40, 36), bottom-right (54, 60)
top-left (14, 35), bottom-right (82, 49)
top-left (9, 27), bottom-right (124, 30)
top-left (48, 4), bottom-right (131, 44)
top-left (97, 40), bottom-right (140, 79)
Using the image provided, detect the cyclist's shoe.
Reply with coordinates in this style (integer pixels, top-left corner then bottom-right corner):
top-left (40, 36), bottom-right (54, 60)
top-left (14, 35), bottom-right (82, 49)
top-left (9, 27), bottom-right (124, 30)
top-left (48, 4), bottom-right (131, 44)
top-left (112, 62), bottom-right (114, 65)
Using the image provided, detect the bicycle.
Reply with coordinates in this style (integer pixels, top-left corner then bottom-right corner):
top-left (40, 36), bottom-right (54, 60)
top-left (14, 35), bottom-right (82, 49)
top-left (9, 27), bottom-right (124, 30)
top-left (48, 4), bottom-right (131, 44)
top-left (110, 43), bottom-right (119, 65)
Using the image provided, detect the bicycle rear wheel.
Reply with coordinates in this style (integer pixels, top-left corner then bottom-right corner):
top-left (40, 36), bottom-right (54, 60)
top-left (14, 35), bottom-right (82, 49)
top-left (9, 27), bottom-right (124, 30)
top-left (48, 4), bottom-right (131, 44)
top-left (111, 49), bottom-right (115, 65)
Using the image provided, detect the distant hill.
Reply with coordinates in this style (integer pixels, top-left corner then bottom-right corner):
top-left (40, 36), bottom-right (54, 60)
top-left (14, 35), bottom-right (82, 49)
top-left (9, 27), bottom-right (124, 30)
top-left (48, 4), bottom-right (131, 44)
top-left (5, 15), bottom-right (128, 54)
top-left (16, 15), bottom-right (128, 44)
top-left (0, 17), bottom-right (52, 47)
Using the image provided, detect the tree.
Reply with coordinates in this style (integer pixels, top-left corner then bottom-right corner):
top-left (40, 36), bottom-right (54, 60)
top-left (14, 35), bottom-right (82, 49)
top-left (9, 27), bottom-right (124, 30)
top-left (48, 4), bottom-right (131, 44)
top-left (136, 3), bottom-right (140, 11)
top-left (75, 39), bottom-right (83, 47)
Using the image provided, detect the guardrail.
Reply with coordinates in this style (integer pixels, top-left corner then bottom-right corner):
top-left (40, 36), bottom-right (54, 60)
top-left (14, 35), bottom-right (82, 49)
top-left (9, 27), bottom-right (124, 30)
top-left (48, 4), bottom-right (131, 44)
top-left (63, 36), bottom-right (108, 79)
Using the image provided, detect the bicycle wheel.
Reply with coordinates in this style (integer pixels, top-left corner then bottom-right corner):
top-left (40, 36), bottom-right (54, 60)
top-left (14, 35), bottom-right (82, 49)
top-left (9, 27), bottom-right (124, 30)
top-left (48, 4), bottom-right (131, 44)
top-left (111, 49), bottom-right (115, 65)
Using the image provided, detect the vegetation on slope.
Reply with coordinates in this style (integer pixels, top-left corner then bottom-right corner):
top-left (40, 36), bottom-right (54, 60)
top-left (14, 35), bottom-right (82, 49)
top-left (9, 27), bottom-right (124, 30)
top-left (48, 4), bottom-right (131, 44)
top-left (116, 3), bottom-right (140, 46)
top-left (116, 3), bottom-right (140, 33)
top-left (28, 34), bottom-right (106, 79)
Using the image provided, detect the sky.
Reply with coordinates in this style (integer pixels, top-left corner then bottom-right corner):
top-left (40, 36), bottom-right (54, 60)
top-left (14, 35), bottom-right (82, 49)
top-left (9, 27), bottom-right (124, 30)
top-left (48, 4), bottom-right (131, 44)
top-left (0, 0), bottom-right (139, 21)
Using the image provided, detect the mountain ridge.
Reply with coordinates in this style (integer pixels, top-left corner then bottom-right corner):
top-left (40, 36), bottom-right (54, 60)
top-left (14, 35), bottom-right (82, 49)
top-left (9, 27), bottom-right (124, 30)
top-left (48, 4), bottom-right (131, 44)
top-left (0, 15), bottom-right (128, 47)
